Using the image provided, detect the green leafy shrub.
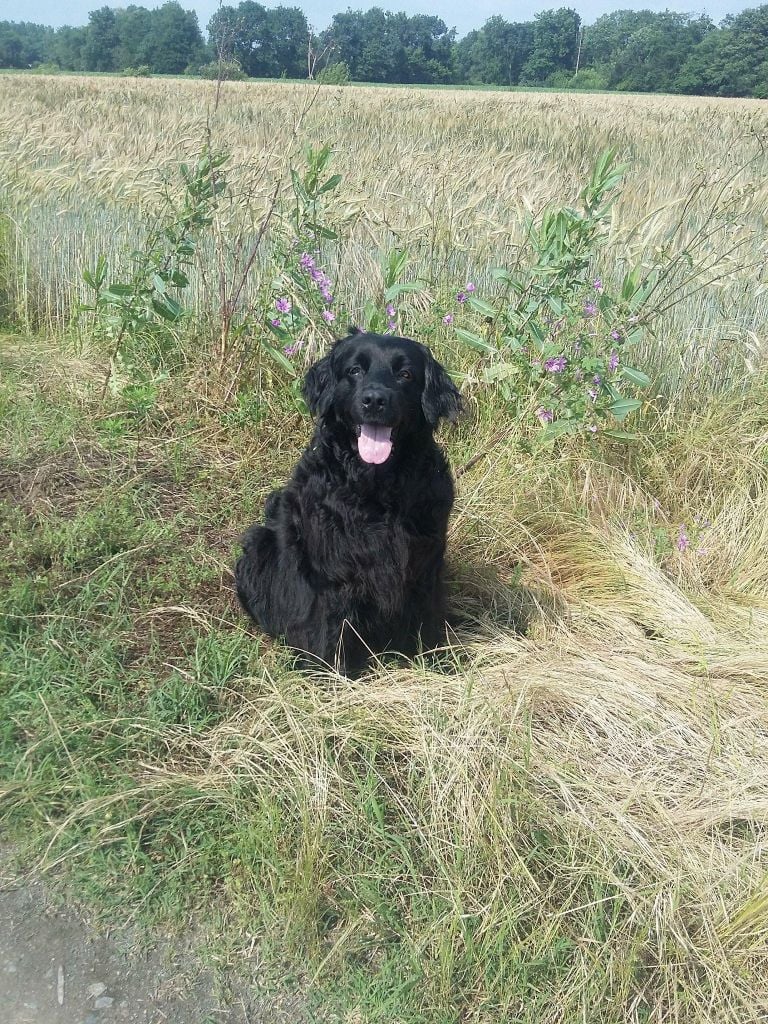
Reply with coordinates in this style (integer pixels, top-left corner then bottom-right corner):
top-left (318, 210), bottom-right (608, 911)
top-left (198, 60), bottom-right (247, 81)
top-left (317, 61), bottom-right (350, 85)
top-left (448, 150), bottom-right (653, 444)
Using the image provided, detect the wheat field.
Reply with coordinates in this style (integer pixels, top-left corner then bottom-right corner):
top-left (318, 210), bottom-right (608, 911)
top-left (2, 74), bottom-right (768, 1023)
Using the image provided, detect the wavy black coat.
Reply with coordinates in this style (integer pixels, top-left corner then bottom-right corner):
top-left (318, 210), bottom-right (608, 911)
top-left (235, 330), bottom-right (461, 677)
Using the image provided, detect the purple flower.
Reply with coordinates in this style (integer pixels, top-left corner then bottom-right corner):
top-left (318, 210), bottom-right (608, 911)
top-left (677, 526), bottom-right (690, 552)
top-left (456, 291), bottom-right (467, 304)
top-left (320, 287), bottom-right (333, 303)
top-left (299, 253), bottom-right (315, 271)
top-left (588, 387), bottom-right (598, 401)
top-left (270, 318), bottom-right (282, 328)
top-left (609, 350), bottom-right (619, 372)
top-left (535, 407), bottom-right (554, 424)
top-left (322, 309), bottom-right (336, 323)
top-left (587, 424), bottom-right (598, 433)
top-left (385, 303), bottom-right (396, 317)
top-left (465, 282), bottom-right (476, 293)
top-left (593, 374), bottom-right (602, 385)
top-left (584, 302), bottom-right (597, 317)
top-left (283, 342), bottom-right (299, 356)
top-left (442, 313), bottom-right (454, 325)
top-left (275, 297), bottom-right (292, 314)
top-left (611, 329), bottom-right (623, 342)
top-left (545, 356), bottom-right (567, 373)
top-left (593, 278), bottom-right (603, 292)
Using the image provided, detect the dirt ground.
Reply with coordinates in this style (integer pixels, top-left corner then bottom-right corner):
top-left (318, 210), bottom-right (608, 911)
top-left (0, 849), bottom-right (310, 1024)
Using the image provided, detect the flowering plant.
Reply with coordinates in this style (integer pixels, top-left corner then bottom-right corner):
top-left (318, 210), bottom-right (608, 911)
top-left (450, 149), bottom-right (652, 444)
top-left (362, 247), bottom-right (426, 336)
top-left (261, 144), bottom-right (350, 374)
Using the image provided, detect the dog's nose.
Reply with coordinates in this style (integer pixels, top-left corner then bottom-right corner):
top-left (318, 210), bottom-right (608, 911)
top-left (361, 386), bottom-right (390, 412)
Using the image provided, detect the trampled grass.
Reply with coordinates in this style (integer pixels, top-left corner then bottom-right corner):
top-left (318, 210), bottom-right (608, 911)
top-left (1, 75), bottom-right (768, 1022)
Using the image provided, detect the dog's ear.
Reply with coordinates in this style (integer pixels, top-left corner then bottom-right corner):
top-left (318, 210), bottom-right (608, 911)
top-left (346, 325), bottom-right (363, 337)
top-left (302, 352), bottom-right (335, 420)
top-left (421, 348), bottom-right (462, 428)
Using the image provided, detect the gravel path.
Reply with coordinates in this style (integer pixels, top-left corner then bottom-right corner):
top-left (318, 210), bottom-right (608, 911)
top-left (0, 850), bottom-right (308, 1024)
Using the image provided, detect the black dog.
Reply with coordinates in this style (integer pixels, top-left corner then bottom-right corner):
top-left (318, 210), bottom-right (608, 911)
top-left (235, 328), bottom-right (461, 677)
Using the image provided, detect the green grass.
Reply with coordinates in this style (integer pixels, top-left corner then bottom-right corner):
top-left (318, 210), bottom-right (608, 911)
top-left (2, 75), bottom-right (768, 1022)
top-left (3, 332), bottom-right (768, 1022)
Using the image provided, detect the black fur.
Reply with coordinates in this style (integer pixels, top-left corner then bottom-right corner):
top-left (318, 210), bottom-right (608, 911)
top-left (235, 329), bottom-right (461, 677)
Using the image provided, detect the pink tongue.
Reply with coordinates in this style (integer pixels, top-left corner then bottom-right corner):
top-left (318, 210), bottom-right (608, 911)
top-left (357, 425), bottom-right (393, 464)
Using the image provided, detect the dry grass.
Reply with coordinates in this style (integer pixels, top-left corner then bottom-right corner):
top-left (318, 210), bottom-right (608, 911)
top-left (2, 75), bottom-right (768, 1022)
top-left (1, 75), bottom-right (767, 375)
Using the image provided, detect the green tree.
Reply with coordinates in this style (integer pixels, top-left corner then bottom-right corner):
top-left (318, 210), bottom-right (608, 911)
top-left (82, 6), bottom-right (120, 72)
top-left (520, 7), bottom-right (581, 84)
top-left (677, 6), bottom-right (768, 98)
top-left (49, 25), bottom-right (88, 71)
top-left (0, 20), bottom-right (53, 68)
top-left (322, 8), bottom-right (396, 82)
top-left (674, 27), bottom-right (731, 96)
top-left (477, 16), bottom-right (534, 85)
top-left (611, 12), bottom-right (713, 92)
top-left (208, 2), bottom-right (307, 78)
top-left (323, 9), bottom-right (454, 84)
top-left (391, 13), bottom-right (455, 84)
top-left (115, 5), bottom-right (154, 70)
top-left (264, 6), bottom-right (309, 78)
top-left (141, 2), bottom-right (205, 74)
top-left (582, 9), bottom-right (658, 73)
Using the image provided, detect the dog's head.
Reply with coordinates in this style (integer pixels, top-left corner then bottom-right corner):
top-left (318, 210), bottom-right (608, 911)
top-left (302, 329), bottom-right (461, 465)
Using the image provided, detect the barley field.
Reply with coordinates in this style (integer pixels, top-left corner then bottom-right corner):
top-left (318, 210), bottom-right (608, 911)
top-left (2, 74), bottom-right (768, 1023)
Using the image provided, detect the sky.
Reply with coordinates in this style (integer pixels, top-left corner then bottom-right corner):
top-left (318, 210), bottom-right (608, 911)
top-left (4, 0), bottom-right (757, 37)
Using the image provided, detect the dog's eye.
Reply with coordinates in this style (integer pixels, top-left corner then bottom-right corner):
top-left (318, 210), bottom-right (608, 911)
top-left (347, 365), bottom-right (362, 378)
top-left (398, 369), bottom-right (413, 382)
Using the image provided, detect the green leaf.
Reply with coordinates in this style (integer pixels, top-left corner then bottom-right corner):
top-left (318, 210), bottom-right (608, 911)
top-left (306, 221), bottom-right (338, 240)
top-left (318, 173), bottom-right (342, 194)
top-left (626, 327), bottom-right (644, 345)
top-left (490, 266), bottom-right (513, 284)
top-left (169, 270), bottom-right (189, 289)
top-left (621, 267), bottom-right (642, 301)
top-left (501, 335), bottom-right (524, 352)
top-left (261, 341), bottom-right (297, 376)
top-left (529, 321), bottom-right (546, 349)
top-left (602, 429), bottom-right (639, 441)
top-left (483, 362), bottom-right (520, 382)
top-left (290, 168), bottom-right (309, 204)
top-left (608, 398), bottom-right (642, 422)
top-left (537, 419), bottom-right (579, 446)
top-left (455, 328), bottom-right (496, 354)
top-left (466, 295), bottom-right (496, 317)
top-left (105, 283), bottom-right (135, 297)
top-left (152, 273), bottom-right (167, 294)
top-left (620, 366), bottom-right (651, 388)
top-left (382, 248), bottom-right (409, 287)
top-left (384, 281), bottom-right (424, 302)
top-left (152, 294), bottom-right (183, 321)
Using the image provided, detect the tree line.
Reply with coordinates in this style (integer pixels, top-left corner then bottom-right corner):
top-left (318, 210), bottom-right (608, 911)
top-left (1, 2), bottom-right (766, 98)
